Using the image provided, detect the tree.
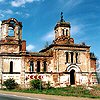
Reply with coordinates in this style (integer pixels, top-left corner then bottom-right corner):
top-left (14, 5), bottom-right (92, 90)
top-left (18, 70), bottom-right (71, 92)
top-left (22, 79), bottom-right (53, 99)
top-left (44, 41), bottom-right (49, 48)
top-left (96, 59), bottom-right (100, 83)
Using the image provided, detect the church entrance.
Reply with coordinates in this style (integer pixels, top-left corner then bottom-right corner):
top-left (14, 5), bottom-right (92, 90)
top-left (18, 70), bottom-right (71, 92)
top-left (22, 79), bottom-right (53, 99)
top-left (70, 69), bottom-right (75, 85)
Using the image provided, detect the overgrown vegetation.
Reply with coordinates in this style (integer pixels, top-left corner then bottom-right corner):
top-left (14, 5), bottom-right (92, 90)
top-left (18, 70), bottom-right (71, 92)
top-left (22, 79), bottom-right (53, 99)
top-left (30, 79), bottom-right (42, 90)
top-left (2, 79), bottom-right (100, 98)
top-left (3, 78), bottom-right (18, 90)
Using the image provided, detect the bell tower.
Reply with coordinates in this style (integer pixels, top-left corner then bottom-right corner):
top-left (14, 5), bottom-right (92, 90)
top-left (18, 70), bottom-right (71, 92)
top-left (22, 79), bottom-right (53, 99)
top-left (0, 18), bottom-right (22, 40)
top-left (54, 12), bottom-right (74, 44)
top-left (0, 18), bottom-right (26, 53)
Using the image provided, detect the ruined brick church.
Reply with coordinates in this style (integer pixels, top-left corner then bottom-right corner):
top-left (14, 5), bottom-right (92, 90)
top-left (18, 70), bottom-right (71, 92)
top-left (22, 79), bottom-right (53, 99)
top-left (0, 14), bottom-right (98, 88)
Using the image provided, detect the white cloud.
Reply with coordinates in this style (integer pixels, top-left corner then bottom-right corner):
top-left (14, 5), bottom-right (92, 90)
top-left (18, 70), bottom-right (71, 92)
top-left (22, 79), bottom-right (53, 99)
top-left (0, 21), bottom-right (2, 27)
top-left (0, 0), bottom-right (4, 2)
top-left (0, 13), bottom-right (4, 18)
top-left (4, 9), bottom-right (13, 14)
top-left (42, 31), bottom-right (54, 41)
top-left (26, 44), bottom-right (35, 51)
top-left (71, 25), bottom-right (80, 36)
top-left (97, 60), bottom-right (100, 71)
top-left (11, 0), bottom-right (43, 7)
top-left (64, 0), bottom-right (83, 9)
top-left (25, 13), bottom-right (30, 17)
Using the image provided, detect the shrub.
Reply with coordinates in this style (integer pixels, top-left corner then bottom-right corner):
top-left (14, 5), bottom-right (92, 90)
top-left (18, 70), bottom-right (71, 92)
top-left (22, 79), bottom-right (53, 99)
top-left (3, 78), bottom-right (18, 90)
top-left (42, 81), bottom-right (51, 89)
top-left (30, 79), bottom-right (42, 90)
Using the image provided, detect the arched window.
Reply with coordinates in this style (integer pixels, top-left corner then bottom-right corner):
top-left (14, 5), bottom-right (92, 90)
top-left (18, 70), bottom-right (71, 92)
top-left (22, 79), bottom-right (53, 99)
top-left (62, 29), bottom-right (64, 35)
top-left (37, 61), bottom-right (40, 72)
top-left (76, 53), bottom-right (78, 63)
top-left (30, 61), bottom-right (34, 72)
top-left (8, 21), bottom-right (16, 36)
top-left (43, 61), bottom-right (47, 72)
top-left (66, 52), bottom-right (68, 63)
top-left (8, 26), bottom-right (14, 36)
top-left (71, 52), bottom-right (73, 63)
top-left (10, 61), bottom-right (13, 74)
top-left (66, 29), bottom-right (68, 36)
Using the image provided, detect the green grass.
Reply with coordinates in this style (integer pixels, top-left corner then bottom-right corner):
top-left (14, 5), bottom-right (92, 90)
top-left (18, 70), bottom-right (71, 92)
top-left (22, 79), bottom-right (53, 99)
top-left (2, 85), bottom-right (100, 99)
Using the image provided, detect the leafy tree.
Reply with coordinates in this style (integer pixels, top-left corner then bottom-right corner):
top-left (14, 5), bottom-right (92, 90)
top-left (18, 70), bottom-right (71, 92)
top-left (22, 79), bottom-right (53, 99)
top-left (44, 41), bottom-right (49, 48)
top-left (96, 59), bottom-right (100, 83)
top-left (3, 78), bottom-right (18, 90)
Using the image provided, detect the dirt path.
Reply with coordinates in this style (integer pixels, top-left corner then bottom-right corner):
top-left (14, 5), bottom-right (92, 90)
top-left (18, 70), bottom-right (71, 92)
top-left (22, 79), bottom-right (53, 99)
top-left (0, 90), bottom-right (99, 100)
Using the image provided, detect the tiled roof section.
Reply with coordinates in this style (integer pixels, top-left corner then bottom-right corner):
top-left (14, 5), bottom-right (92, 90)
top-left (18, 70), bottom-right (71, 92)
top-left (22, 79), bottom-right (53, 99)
top-left (0, 52), bottom-right (52, 57)
top-left (40, 43), bottom-right (90, 52)
top-left (26, 52), bottom-right (52, 57)
top-left (54, 21), bottom-right (71, 30)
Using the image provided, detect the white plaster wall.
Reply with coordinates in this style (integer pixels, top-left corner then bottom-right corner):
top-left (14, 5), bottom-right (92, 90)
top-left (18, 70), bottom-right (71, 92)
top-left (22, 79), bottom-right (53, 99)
top-left (3, 57), bottom-right (21, 72)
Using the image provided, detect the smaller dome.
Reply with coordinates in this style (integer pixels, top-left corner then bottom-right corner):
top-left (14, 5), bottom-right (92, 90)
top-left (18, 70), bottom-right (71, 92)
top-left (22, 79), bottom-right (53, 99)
top-left (54, 12), bottom-right (71, 30)
top-left (54, 21), bottom-right (71, 30)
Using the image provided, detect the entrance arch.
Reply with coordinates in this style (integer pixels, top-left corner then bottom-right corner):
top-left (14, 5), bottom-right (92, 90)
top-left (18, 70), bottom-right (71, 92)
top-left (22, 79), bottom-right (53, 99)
top-left (66, 64), bottom-right (81, 85)
top-left (70, 69), bottom-right (75, 85)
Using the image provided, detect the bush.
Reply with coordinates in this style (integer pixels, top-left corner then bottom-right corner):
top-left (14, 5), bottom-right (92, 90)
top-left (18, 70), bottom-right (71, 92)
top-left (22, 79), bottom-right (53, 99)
top-left (3, 78), bottom-right (18, 90)
top-left (30, 79), bottom-right (42, 90)
top-left (42, 81), bottom-right (51, 89)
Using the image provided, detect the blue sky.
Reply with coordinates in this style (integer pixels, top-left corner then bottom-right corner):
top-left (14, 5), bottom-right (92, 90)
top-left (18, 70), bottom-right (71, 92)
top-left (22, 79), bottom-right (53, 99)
top-left (0, 0), bottom-right (100, 63)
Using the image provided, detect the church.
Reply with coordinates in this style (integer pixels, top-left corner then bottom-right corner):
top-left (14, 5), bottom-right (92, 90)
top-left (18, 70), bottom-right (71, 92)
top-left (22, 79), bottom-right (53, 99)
top-left (0, 14), bottom-right (98, 88)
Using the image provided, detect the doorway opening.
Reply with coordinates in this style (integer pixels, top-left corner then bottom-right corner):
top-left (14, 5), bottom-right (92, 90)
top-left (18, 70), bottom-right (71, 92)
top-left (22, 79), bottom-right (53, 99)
top-left (70, 69), bottom-right (75, 85)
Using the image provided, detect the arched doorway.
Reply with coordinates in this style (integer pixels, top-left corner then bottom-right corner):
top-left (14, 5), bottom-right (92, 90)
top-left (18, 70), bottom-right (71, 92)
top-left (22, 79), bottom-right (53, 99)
top-left (70, 69), bottom-right (75, 85)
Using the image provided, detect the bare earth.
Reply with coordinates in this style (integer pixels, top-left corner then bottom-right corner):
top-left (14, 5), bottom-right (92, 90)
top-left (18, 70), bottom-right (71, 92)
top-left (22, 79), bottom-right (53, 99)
top-left (0, 90), bottom-right (99, 100)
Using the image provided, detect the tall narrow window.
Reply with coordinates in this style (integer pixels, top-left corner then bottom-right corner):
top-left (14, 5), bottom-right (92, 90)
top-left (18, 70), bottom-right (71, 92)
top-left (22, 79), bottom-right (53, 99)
top-left (71, 52), bottom-right (73, 63)
top-left (76, 53), bottom-right (78, 63)
top-left (66, 29), bottom-right (68, 36)
top-left (66, 52), bottom-right (68, 63)
top-left (37, 61), bottom-right (40, 72)
top-left (62, 29), bottom-right (64, 35)
top-left (10, 61), bottom-right (13, 74)
top-left (43, 61), bottom-right (47, 72)
top-left (30, 61), bottom-right (34, 72)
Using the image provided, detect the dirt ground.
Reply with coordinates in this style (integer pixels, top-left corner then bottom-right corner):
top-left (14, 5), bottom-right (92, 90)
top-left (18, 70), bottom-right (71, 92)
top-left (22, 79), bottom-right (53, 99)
top-left (0, 90), bottom-right (99, 100)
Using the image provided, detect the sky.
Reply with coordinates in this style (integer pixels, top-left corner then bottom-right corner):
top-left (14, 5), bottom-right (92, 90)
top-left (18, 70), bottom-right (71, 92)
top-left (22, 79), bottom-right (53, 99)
top-left (0, 0), bottom-right (100, 68)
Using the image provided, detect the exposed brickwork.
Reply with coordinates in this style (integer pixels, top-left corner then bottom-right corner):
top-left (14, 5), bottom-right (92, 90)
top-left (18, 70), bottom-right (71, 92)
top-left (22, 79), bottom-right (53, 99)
top-left (0, 17), bottom-right (98, 88)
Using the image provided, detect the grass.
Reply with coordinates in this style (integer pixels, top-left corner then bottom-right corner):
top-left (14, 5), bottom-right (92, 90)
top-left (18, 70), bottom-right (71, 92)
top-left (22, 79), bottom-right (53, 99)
top-left (3, 85), bottom-right (100, 99)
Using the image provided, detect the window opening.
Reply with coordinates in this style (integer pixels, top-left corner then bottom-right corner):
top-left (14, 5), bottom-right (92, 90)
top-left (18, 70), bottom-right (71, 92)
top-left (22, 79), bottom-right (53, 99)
top-left (66, 29), bottom-right (68, 36)
top-left (8, 26), bottom-right (14, 36)
top-left (30, 61), bottom-right (34, 72)
top-left (37, 61), bottom-right (40, 72)
top-left (62, 29), bottom-right (64, 35)
top-left (10, 61), bottom-right (13, 74)
top-left (66, 52), bottom-right (68, 63)
top-left (71, 52), bottom-right (73, 63)
top-left (76, 53), bottom-right (78, 63)
top-left (43, 61), bottom-right (47, 72)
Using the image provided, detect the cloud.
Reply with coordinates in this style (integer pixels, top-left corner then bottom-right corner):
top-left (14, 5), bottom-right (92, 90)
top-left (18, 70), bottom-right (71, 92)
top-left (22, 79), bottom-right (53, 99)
top-left (0, 21), bottom-right (2, 28)
top-left (71, 25), bottom-right (81, 36)
top-left (0, 0), bottom-right (4, 2)
top-left (64, 0), bottom-right (83, 9)
top-left (0, 13), bottom-right (4, 18)
top-left (42, 31), bottom-right (54, 41)
top-left (26, 44), bottom-right (35, 51)
top-left (4, 9), bottom-right (13, 14)
top-left (11, 0), bottom-right (43, 7)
